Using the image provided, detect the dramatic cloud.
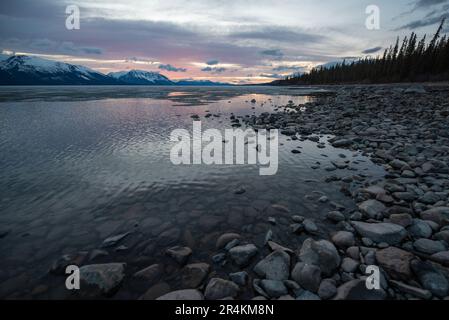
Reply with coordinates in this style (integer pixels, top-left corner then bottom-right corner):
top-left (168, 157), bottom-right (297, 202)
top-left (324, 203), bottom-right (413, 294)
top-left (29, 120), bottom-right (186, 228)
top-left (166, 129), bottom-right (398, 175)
top-left (362, 46), bottom-right (383, 54)
top-left (158, 63), bottom-right (187, 72)
top-left (259, 73), bottom-right (284, 79)
top-left (272, 65), bottom-right (305, 72)
top-left (260, 49), bottom-right (284, 58)
top-left (201, 66), bottom-right (227, 73)
top-left (206, 59), bottom-right (219, 65)
top-left (413, 0), bottom-right (449, 9)
top-left (396, 13), bottom-right (447, 29)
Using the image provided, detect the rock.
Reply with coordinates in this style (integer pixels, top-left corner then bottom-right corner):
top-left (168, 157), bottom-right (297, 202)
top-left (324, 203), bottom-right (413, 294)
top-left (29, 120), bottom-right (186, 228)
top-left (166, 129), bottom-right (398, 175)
top-left (298, 239), bottom-right (341, 276)
top-left (225, 239), bottom-right (241, 251)
top-left (133, 264), bottom-right (163, 282)
top-left (420, 207), bottom-right (449, 226)
top-left (411, 260), bottom-right (449, 298)
top-left (408, 219), bottom-right (433, 239)
top-left (375, 247), bottom-right (414, 280)
top-left (181, 263), bottom-right (210, 288)
top-left (327, 211), bottom-right (345, 223)
top-left (318, 279), bottom-right (337, 300)
top-left (50, 252), bottom-right (88, 275)
top-left (79, 263), bottom-right (126, 296)
top-left (413, 239), bottom-right (446, 255)
top-left (358, 199), bottom-right (386, 219)
top-left (435, 230), bottom-right (449, 243)
top-left (389, 280), bottom-right (432, 300)
top-left (352, 222), bottom-right (407, 245)
top-left (295, 290), bottom-right (321, 300)
top-left (331, 231), bottom-right (355, 249)
top-left (101, 233), bottom-right (130, 248)
top-left (431, 251), bottom-right (449, 266)
top-left (267, 241), bottom-right (294, 254)
top-left (216, 233), bottom-right (242, 249)
top-left (140, 282), bottom-right (171, 300)
top-left (89, 249), bottom-right (109, 261)
top-left (341, 258), bottom-right (359, 273)
top-left (362, 185), bottom-right (386, 197)
top-left (346, 247), bottom-right (360, 260)
top-left (303, 219), bottom-right (319, 234)
top-left (253, 250), bottom-right (291, 281)
top-left (204, 278), bottom-right (239, 300)
top-left (334, 279), bottom-right (387, 300)
top-left (228, 244), bottom-right (258, 266)
top-left (260, 280), bottom-right (288, 298)
top-left (332, 139), bottom-right (353, 148)
top-left (229, 271), bottom-right (248, 286)
top-left (389, 214), bottom-right (413, 228)
top-left (419, 192), bottom-right (440, 205)
top-left (390, 159), bottom-right (408, 170)
top-left (156, 289), bottom-right (203, 300)
top-left (166, 246), bottom-right (192, 265)
top-left (291, 263), bottom-right (321, 293)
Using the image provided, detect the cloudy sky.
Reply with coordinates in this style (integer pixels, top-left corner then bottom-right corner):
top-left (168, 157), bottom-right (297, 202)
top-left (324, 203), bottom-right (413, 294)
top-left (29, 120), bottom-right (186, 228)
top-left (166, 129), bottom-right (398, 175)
top-left (0, 0), bottom-right (448, 83)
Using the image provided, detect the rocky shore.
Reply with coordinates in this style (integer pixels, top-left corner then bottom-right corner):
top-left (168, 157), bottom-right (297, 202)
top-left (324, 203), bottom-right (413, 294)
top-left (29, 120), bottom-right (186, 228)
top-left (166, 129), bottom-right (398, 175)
top-left (11, 84), bottom-right (449, 301)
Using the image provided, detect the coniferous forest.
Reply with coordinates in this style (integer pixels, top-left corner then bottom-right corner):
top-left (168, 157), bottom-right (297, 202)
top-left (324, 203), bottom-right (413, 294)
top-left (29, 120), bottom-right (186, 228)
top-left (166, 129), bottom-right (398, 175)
top-left (277, 19), bottom-right (449, 85)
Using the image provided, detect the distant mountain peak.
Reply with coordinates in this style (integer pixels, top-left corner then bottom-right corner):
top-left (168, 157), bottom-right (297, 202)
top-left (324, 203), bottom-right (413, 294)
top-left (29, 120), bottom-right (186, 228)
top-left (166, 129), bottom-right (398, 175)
top-left (108, 69), bottom-right (173, 85)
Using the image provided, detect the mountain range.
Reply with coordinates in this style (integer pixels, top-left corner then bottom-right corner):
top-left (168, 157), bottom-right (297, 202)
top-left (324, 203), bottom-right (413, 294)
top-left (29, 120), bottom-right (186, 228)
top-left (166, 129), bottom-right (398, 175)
top-left (0, 54), bottom-right (231, 86)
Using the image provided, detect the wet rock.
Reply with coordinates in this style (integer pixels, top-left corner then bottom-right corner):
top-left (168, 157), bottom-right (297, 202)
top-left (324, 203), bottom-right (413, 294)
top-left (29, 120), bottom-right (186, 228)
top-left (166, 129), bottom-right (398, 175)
top-left (318, 279), bottom-right (337, 300)
top-left (267, 241), bottom-right (294, 254)
top-left (408, 220), bottom-right (433, 239)
top-left (413, 239), bottom-right (446, 255)
top-left (181, 263), bottom-right (210, 288)
top-left (101, 233), bottom-right (130, 248)
top-left (298, 239), bottom-right (341, 277)
top-left (358, 199), bottom-right (386, 219)
top-left (303, 219), bottom-right (319, 234)
top-left (50, 252), bottom-right (88, 275)
top-left (352, 222), bottom-right (407, 245)
top-left (419, 192), bottom-right (440, 205)
top-left (295, 290), bottom-right (321, 300)
top-left (140, 282), bottom-right (171, 300)
top-left (228, 244), bottom-right (258, 266)
top-left (411, 260), bottom-right (449, 298)
top-left (331, 231), bottom-right (355, 249)
top-left (156, 289), bottom-right (204, 300)
top-left (435, 230), bottom-right (449, 243)
top-left (260, 280), bottom-right (288, 298)
top-left (216, 233), bottom-right (242, 249)
top-left (332, 139), bottom-right (353, 148)
top-left (166, 246), bottom-right (192, 265)
top-left (334, 279), bottom-right (386, 300)
top-left (341, 258), bottom-right (359, 273)
top-left (204, 278), bottom-right (239, 300)
top-left (326, 211), bottom-right (345, 223)
top-left (229, 271), bottom-right (248, 286)
top-left (375, 247), bottom-right (414, 280)
top-left (389, 214), bottom-right (413, 228)
top-left (79, 263), bottom-right (126, 296)
top-left (420, 207), bottom-right (449, 226)
top-left (291, 263), bottom-right (321, 293)
top-left (391, 280), bottom-right (432, 300)
top-left (253, 250), bottom-right (291, 280)
top-left (431, 251), bottom-right (449, 266)
top-left (133, 264), bottom-right (163, 282)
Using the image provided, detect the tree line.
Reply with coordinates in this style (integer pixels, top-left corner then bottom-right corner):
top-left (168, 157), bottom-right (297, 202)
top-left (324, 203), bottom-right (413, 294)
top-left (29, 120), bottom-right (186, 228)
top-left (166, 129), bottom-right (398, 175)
top-left (278, 19), bottom-right (449, 85)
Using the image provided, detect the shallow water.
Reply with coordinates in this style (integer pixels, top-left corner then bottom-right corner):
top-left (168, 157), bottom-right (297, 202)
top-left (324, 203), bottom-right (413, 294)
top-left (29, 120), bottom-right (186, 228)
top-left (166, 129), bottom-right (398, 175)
top-left (0, 86), bottom-right (385, 299)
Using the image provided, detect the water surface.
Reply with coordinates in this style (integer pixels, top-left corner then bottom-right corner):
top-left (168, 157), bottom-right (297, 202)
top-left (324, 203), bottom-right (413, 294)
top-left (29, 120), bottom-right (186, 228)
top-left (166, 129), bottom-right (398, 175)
top-left (0, 86), bottom-right (385, 299)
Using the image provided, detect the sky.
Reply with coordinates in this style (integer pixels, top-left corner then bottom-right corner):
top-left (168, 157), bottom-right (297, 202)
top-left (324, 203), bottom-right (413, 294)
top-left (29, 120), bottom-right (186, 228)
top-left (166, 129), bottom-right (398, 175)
top-left (0, 0), bottom-right (448, 84)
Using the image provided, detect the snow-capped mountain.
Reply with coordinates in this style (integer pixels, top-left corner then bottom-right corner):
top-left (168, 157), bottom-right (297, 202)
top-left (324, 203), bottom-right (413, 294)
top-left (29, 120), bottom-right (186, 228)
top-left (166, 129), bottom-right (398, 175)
top-left (0, 55), bottom-right (119, 85)
top-left (108, 70), bottom-right (174, 85)
top-left (0, 54), bottom-right (233, 86)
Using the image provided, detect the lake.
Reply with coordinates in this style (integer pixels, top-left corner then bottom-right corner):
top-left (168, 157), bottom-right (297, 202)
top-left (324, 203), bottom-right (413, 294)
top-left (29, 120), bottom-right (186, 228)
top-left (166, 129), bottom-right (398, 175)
top-left (0, 86), bottom-right (385, 299)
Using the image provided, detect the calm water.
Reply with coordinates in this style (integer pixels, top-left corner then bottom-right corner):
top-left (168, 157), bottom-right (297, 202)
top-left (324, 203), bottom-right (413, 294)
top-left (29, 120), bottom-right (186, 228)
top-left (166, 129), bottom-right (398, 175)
top-left (0, 86), bottom-right (385, 299)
